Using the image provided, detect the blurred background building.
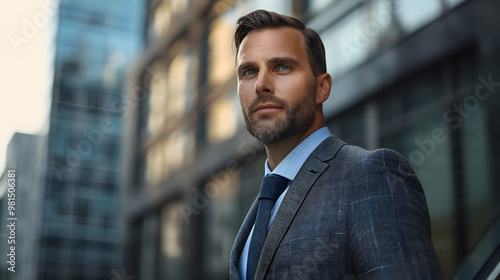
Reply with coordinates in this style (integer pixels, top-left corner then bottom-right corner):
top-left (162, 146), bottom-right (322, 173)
top-left (121, 0), bottom-right (500, 279)
top-left (1, 0), bottom-right (499, 279)
top-left (1, 0), bottom-right (145, 279)
top-left (36, 0), bottom-right (145, 279)
top-left (0, 133), bottom-right (46, 280)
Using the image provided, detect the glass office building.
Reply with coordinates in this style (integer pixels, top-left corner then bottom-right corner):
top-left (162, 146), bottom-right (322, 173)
top-left (39, 0), bottom-right (144, 279)
top-left (122, 0), bottom-right (500, 279)
top-left (0, 133), bottom-right (46, 280)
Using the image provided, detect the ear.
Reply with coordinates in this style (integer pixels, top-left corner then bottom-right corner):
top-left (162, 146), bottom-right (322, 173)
top-left (315, 73), bottom-right (332, 104)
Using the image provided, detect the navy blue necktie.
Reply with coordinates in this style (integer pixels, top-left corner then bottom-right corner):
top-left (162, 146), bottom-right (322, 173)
top-left (247, 174), bottom-right (290, 280)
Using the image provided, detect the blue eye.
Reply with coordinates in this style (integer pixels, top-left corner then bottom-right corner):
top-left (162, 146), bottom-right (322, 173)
top-left (245, 70), bottom-right (255, 76)
top-left (280, 65), bottom-right (289, 71)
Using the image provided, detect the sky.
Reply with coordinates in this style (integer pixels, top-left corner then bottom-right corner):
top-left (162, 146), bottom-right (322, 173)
top-left (0, 0), bottom-right (54, 173)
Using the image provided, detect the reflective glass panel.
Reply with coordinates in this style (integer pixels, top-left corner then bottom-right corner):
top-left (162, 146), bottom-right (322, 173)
top-left (322, 7), bottom-right (368, 77)
top-left (445, 0), bottom-right (465, 9)
top-left (394, 0), bottom-right (442, 33)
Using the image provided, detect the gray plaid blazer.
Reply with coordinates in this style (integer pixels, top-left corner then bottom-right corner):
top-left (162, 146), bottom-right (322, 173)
top-left (230, 135), bottom-right (443, 280)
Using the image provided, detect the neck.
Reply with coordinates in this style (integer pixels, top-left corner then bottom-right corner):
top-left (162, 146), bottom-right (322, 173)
top-left (265, 111), bottom-right (326, 170)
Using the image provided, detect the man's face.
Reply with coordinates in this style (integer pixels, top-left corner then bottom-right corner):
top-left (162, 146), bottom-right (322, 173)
top-left (237, 27), bottom-right (317, 144)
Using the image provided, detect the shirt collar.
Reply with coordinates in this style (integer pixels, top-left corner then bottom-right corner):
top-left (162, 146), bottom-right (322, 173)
top-left (264, 127), bottom-right (331, 180)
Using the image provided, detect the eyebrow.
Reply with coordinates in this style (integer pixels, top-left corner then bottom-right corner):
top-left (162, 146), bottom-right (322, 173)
top-left (237, 56), bottom-right (301, 74)
top-left (267, 57), bottom-right (300, 68)
top-left (237, 61), bottom-right (257, 75)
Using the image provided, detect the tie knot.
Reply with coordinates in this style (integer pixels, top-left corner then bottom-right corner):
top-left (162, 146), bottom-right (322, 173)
top-left (259, 174), bottom-right (290, 202)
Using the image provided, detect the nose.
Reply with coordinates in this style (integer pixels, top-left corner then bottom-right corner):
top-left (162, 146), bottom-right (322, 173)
top-left (255, 69), bottom-right (274, 95)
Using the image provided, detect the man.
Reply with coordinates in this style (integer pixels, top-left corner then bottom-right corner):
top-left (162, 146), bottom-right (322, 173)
top-left (229, 10), bottom-right (443, 280)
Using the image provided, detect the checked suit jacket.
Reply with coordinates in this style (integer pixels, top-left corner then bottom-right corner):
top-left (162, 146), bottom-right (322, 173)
top-left (230, 135), bottom-right (443, 280)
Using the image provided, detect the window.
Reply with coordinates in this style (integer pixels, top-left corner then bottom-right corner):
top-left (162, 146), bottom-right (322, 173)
top-left (206, 94), bottom-right (238, 144)
top-left (208, 17), bottom-right (235, 86)
top-left (250, 0), bottom-right (292, 15)
top-left (322, 7), bottom-right (370, 77)
top-left (203, 172), bottom-right (239, 278)
top-left (139, 215), bottom-right (160, 280)
top-left (329, 105), bottom-right (366, 147)
top-left (308, 0), bottom-right (337, 14)
top-left (445, 0), bottom-right (466, 8)
top-left (394, 0), bottom-right (442, 33)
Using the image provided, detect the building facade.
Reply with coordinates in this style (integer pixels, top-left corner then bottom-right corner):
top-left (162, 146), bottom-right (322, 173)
top-left (37, 0), bottom-right (145, 279)
top-left (122, 0), bottom-right (500, 279)
top-left (0, 133), bottom-right (46, 280)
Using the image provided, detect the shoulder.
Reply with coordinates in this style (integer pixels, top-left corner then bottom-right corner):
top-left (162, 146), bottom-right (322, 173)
top-left (314, 136), bottom-right (414, 173)
top-left (316, 137), bottom-right (418, 178)
top-left (342, 146), bottom-right (417, 177)
top-left (312, 136), bottom-right (420, 190)
top-left (321, 141), bottom-right (424, 202)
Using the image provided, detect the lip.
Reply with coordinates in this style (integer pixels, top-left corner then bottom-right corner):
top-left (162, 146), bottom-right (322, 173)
top-left (253, 103), bottom-right (283, 113)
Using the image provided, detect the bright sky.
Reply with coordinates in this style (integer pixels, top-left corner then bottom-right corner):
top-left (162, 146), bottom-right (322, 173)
top-left (0, 0), bottom-right (54, 173)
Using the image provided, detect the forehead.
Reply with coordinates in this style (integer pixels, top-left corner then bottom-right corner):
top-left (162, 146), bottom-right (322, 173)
top-left (237, 27), bottom-right (307, 64)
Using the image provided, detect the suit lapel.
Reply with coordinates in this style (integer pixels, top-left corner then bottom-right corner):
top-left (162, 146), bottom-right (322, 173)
top-left (254, 136), bottom-right (346, 279)
top-left (230, 197), bottom-right (259, 280)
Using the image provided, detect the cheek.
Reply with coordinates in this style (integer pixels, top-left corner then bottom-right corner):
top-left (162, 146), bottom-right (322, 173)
top-left (279, 76), bottom-right (313, 101)
top-left (238, 83), bottom-right (254, 104)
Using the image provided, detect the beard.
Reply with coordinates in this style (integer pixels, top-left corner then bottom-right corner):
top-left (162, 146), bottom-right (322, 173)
top-left (241, 89), bottom-right (316, 144)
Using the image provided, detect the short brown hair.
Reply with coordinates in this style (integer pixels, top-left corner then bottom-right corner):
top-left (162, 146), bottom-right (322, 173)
top-left (234, 9), bottom-right (327, 77)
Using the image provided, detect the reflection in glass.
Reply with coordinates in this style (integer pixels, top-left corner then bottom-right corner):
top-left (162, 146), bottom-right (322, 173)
top-left (308, 0), bottom-right (336, 14)
top-left (323, 8), bottom-right (367, 77)
top-left (204, 172), bottom-right (239, 277)
top-left (167, 52), bottom-right (190, 119)
top-left (445, 0), bottom-right (465, 9)
top-left (160, 203), bottom-right (185, 279)
top-left (322, 3), bottom-right (394, 77)
top-left (148, 61), bottom-right (169, 135)
top-left (161, 204), bottom-right (183, 258)
top-left (207, 95), bottom-right (238, 144)
top-left (146, 125), bottom-right (195, 186)
top-left (252, 0), bottom-right (292, 15)
top-left (208, 17), bottom-right (236, 86)
top-left (461, 107), bottom-right (494, 251)
top-left (394, 0), bottom-right (442, 33)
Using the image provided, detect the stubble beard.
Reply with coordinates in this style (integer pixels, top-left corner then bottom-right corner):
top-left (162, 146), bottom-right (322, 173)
top-left (241, 90), bottom-right (316, 145)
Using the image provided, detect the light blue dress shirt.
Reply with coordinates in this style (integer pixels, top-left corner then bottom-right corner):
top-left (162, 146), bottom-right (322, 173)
top-left (238, 127), bottom-right (332, 279)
